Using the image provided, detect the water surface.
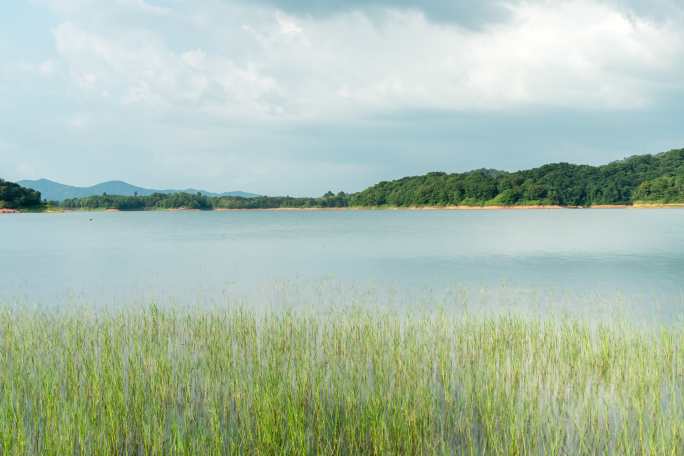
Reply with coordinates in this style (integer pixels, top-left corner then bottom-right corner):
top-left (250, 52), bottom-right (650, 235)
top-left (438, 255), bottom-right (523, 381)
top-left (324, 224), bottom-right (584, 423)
top-left (2, 209), bottom-right (683, 315)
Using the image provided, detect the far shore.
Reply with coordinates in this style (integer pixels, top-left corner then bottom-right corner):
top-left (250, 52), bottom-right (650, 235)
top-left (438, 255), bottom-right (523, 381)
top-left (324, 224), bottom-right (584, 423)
top-left (4, 203), bottom-right (684, 214)
top-left (217, 203), bottom-right (684, 211)
top-left (216, 205), bottom-right (574, 211)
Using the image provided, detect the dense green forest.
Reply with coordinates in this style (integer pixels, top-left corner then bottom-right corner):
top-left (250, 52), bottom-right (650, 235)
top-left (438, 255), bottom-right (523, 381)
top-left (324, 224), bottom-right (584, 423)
top-left (60, 191), bottom-right (351, 210)
top-left (0, 179), bottom-right (42, 210)
top-left (633, 175), bottom-right (684, 203)
top-left (61, 192), bottom-right (213, 210)
top-left (6, 148), bottom-right (684, 211)
top-left (213, 191), bottom-right (349, 209)
top-left (349, 148), bottom-right (684, 207)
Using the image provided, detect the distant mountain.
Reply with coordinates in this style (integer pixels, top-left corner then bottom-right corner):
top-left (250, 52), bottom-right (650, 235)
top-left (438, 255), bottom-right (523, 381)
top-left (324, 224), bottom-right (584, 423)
top-left (17, 179), bottom-right (258, 202)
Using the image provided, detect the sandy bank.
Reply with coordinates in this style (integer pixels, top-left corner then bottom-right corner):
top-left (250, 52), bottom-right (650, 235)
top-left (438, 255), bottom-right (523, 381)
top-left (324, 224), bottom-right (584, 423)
top-left (633, 203), bottom-right (684, 209)
top-left (398, 205), bottom-right (570, 210)
top-left (218, 205), bottom-right (577, 211)
top-left (214, 207), bottom-right (357, 212)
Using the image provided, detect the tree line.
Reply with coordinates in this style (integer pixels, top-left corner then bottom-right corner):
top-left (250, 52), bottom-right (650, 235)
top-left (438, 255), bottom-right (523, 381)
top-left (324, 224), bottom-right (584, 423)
top-left (61, 193), bottom-right (214, 210)
top-left (59, 191), bottom-right (351, 210)
top-left (3, 148), bottom-right (684, 211)
top-left (349, 148), bottom-right (684, 207)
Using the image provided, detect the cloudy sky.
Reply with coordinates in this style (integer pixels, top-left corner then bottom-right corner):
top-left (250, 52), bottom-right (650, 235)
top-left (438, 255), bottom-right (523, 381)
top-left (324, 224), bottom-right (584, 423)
top-left (2, 0), bottom-right (683, 195)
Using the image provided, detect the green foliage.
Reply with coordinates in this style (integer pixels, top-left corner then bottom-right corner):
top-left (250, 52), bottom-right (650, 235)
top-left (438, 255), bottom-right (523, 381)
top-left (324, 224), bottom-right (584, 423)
top-left (60, 191), bottom-right (350, 211)
top-left (0, 179), bottom-right (42, 209)
top-left (213, 191), bottom-right (349, 209)
top-left (633, 174), bottom-right (684, 203)
top-left (50, 148), bottom-right (684, 210)
top-left (2, 305), bottom-right (684, 454)
top-left (351, 149), bottom-right (684, 207)
top-left (61, 192), bottom-right (212, 210)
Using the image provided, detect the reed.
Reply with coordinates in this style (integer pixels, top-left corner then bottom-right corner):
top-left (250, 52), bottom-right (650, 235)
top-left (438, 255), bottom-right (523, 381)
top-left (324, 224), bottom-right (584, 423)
top-left (0, 305), bottom-right (682, 455)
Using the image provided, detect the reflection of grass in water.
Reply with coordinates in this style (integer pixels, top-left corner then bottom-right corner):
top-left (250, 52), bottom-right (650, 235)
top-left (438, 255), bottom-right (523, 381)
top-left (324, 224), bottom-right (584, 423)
top-left (2, 304), bottom-right (684, 454)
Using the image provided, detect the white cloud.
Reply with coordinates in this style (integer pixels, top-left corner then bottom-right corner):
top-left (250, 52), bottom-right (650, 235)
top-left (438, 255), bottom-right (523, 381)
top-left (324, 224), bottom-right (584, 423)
top-left (37, 59), bottom-right (56, 76)
top-left (275, 12), bottom-right (304, 35)
top-left (66, 113), bottom-right (90, 129)
top-left (54, 21), bottom-right (282, 117)
top-left (3, 60), bottom-right (59, 79)
top-left (46, 0), bottom-right (684, 123)
top-left (38, 0), bottom-right (170, 16)
top-left (6, 0), bottom-right (681, 194)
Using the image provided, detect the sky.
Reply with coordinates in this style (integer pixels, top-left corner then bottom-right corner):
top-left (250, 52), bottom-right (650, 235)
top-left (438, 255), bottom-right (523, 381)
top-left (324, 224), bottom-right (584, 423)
top-left (1, 0), bottom-right (684, 195)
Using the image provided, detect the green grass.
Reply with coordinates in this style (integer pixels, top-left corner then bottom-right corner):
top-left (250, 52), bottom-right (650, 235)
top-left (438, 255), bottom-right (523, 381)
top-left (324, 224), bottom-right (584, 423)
top-left (1, 305), bottom-right (683, 455)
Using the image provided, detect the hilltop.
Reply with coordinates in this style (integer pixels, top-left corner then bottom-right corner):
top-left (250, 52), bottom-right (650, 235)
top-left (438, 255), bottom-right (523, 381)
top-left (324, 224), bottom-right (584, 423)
top-left (349, 148), bottom-right (684, 207)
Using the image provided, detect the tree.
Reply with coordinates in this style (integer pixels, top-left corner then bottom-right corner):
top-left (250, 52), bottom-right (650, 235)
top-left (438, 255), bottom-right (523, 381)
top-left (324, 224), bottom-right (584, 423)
top-left (0, 179), bottom-right (42, 209)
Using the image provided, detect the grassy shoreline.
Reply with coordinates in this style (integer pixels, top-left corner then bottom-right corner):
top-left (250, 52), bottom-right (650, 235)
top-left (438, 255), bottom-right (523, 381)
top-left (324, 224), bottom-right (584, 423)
top-left (2, 305), bottom-right (684, 454)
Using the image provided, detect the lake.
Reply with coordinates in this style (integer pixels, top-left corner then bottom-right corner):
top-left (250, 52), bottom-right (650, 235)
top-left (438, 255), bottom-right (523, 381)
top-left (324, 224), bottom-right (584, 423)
top-left (1, 209), bottom-right (683, 317)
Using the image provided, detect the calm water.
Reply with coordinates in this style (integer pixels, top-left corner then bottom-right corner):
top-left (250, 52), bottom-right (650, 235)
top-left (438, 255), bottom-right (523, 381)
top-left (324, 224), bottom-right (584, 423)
top-left (1, 209), bottom-right (683, 313)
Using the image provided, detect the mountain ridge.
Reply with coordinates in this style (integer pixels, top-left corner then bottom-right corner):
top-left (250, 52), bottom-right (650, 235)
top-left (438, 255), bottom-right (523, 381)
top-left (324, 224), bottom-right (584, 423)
top-left (16, 179), bottom-right (258, 201)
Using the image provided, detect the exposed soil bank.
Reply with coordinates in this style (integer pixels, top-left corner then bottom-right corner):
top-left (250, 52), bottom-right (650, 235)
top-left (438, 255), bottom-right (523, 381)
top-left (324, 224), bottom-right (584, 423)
top-left (216, 205), bottom-right (571, 211)
top-left (633, 203), bottom-right (684, 209)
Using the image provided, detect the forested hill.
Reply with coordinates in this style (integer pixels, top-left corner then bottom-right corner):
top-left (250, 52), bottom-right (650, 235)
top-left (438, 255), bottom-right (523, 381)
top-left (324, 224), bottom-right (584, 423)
top-left (0, 179), bottom-right (42, 210)
top-left (349, 148), bottom-right (684, 207)
top-left (20, 148), bottom-right (684, 211)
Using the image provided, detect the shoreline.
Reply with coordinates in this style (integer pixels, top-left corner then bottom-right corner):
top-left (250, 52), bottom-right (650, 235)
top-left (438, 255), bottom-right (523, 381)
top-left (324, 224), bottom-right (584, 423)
top-left (5, 203), bottom-right (684, 214)
top-left (633, 203), bottom-right (684, 209)
top-left (218, 205), bottom-right (570, 211)
top-left (217, 203), bottom-right (684, 211)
